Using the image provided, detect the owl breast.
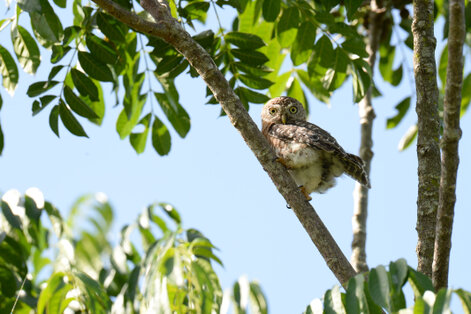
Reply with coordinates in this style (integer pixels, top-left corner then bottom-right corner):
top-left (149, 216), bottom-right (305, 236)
top-left (271, 138), bottom-right (345, 194)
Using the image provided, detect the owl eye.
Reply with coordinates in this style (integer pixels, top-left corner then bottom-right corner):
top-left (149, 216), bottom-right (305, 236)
top-left (289, 106), bottom-right (298, 114)
top-left (269, 108), bottom-right (277, 115)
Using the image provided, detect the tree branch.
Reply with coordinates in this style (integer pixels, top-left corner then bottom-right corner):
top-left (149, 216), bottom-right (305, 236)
top-left (91, 0), bottom-right (357, 285)
top-left (412, 0), bottom-right (441, 277)
top-left (351, 0), bottom-right (384, 273)
top-left (432, 0), bottom-right (465, 290)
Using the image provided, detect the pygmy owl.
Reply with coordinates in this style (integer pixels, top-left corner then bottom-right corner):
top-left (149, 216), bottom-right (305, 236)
top-left (261, 96), bottom-right (370, 200)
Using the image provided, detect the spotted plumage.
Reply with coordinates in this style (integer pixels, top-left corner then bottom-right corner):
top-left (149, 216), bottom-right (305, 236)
top-left (261, 96), bottom-right (370, 198)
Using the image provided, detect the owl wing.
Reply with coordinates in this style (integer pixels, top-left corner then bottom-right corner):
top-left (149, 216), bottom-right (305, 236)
top-left (268, 121), bottom-right (370, 188)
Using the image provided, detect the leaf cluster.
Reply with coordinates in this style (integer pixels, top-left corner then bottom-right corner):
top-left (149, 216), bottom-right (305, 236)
top-left (0, 189), bottom-right (268, 313)
top-left (305, 259), bottom-right (471, 314)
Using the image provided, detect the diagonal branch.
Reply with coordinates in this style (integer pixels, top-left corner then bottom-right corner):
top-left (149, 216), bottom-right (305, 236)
top-left (351, 0), bottom-right (384, 273)
top-left (412, 0), bottom-right (441, 278)
top-left (91, 0), bottom-right (357, 285)
top-left (432, 0), bottom-right (465, 290)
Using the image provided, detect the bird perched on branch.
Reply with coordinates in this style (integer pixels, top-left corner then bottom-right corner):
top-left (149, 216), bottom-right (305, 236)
top-left (261, 96), bottom-right (370, 200)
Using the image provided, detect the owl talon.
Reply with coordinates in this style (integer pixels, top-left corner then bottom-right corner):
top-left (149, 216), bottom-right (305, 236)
top-left (300, 186), bottom-right (312, 201)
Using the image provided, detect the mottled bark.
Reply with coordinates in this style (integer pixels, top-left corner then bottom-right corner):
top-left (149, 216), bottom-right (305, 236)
top-left (432, 0), bottom-right (465, 290)
top-left (412, 0), bottom-right (441, 278)
top-left (351, 0), bottom-right (384, 273)
top-left (91, 0), bottom-right (357, 285)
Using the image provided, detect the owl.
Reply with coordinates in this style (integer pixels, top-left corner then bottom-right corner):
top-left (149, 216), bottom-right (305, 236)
top-left (261, 96), bottom-right (370, 200)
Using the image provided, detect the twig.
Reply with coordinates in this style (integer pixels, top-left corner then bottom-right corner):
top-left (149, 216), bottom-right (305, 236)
top-left (432, 0), bottom-right (465, 290)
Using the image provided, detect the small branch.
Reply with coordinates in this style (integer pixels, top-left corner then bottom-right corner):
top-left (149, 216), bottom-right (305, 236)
top-left (351, 0), bottom-right (384, 273)
top-left (412, 0), bottom-right (441, 278)
top-left (432, 0), bottom-right (465, 290)
top-left (91, 0), bottom-right (357, 285)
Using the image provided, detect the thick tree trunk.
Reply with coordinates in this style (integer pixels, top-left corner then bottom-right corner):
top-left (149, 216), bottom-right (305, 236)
top-left (432, 0), bottom-right (465, 290)
top-left (91, 0), bottom-right (357, 286)
top-left (412, 0), bottom-right (441, 278)
top-left (351, 0), bottom-right (384, 273)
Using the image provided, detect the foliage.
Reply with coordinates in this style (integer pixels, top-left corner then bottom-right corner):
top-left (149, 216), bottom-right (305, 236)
top-left (0, 189), bottom-right (268, 313)
top-left (304, 259), bottom-right (471, 314)
top-left (381, 0), bottom-right (471, 150)
top-left (0, 0), bottom-right (374, 156)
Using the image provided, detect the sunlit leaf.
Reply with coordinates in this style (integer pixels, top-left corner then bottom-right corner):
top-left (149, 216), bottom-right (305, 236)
top-left (11, 24), bottom-right (41, 74)
top-left (231, 48), bottom-right (269, 66)
top-left (291, 22), bottom-right (316, 66)
top-left (0, 45), bottom-right (19, 94)
top-left (130, 113), bottom-right (151, 154)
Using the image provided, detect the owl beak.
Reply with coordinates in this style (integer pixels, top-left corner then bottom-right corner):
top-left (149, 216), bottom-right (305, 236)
top-left (281, 114), bottom-right (287, 124)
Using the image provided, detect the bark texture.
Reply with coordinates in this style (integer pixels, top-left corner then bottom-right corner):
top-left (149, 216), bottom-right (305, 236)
top-left (412, 0), bottom-right (441, 278)
top-left (91, 0), bottom-right (357, 285)
top-left (432, 0), bottom-right (465, 290)
top-left (351, 0), bottom-right (384, 273)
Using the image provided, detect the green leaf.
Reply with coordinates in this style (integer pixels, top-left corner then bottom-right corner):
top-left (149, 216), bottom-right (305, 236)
top-left (262, 0), bottom-right (280, 21)
top-left (234, 62), bottom-right (273, 77)
top-left (432, 289), bottom-right (452, 313)
top-left (225, 31), bottom-right (266, 49)
top-left (398, 124), bottom-right (418, 151)
top-left (0, 122), bottom-right (3, 155)
top-left (30, 0), bottom-right (63, 46)
top-left (159, 203), bottom-right (181, 224)
top-left (63, 86), bottom-right (99, 119)
top-left (269, 71), bottom-right (291, 97)
top-left (438, 44), bottom-right (448, 86)
top-left (32, 95), bottom-right (56, 115)
top-left (96, 12), bottom-right (126, 43)
top-left (297, 69), bottom-right (331, 104)
top-left (368, 265), bottom-right (391, 311)
top-left (86, 34), bottom-right (118, 65)
top-left (0, 45), bottom-right (19, 94)
top-left (130, 113), bottom-right (151, 154)
top-left (291, 22), bottom-right (316, 66)
top-left (345, 0), bottom-right (363, 21)
top-left (239, 74), bottom-right (273, 90)
top-left (308, 36), bottom-right (335, 77)
top-left (455, 289), bottom-right (471, 313)
top-left (277, 7), bottom-right (300, 33)
top-left (231, 48), bottom-right (269, 66)
top-left (71, 68), bottom-right (99, 101)
top-left (78, 51), bottom-right (114, 82)
top-left (49, 105), bottom-right (60, 137)
top-left (350, 58), bottom-right (372, 103)
top-left (116, 94), bottom-right (146, 139)
top-left (59, 99), bottom-right (88, 137)
top-left (27, 80), bottom-right (59, 97)
top-left (236, 87), bottom-right (270, 103)
top-left (37, 272), bottom-right (73, 314)
top-left (287, 77), bottom-right (306, 108)
top-left (249, 282), bottom-right (268, 314)
top-left (53, 0), bottom-right (66, 8)
top-left (183, 1), bottom-right (210, 23)
top-left (154, 93), bottom-right (190, 138)
top-left (152, 116), bottom-right (171, 156)
top-left (48, 65), bottom-right (64, 81)
top-left (379, 44), bottom-right (402, 86)
top-left (322, 48), bottom-right (349, 91)
top-left (323, 286), bottom-right (346, 314)
top-left (407, 266), bottom-right (434, 297)
top-left (389, 260), bottom-right (407, 311)
top-left (51, 45), bottom-right (71, 64)
top-left (17, 0), bottom-right (41, 13)
top-left (155, 55), bottom-right (184, 75)
top-left (11, 24), bottom-right (41, 74)
top-left (387, 97), bottom-right (411, 129)
top-left (342, 37), bottom-right (368, 58)
top-left (461, 73), bottom-right (471, 116)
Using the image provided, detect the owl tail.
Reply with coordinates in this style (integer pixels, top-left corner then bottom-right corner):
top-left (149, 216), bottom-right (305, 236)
top-left (343, 154), bottom-right (371, 188)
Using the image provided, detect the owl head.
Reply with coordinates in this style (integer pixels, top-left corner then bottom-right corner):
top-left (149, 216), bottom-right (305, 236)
top-left (261, 96), bottom-right (307, 125)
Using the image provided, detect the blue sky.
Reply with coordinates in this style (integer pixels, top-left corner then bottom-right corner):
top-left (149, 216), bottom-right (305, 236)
top-left (1, 2), bottom-right (471, 313)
